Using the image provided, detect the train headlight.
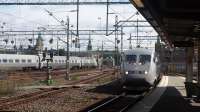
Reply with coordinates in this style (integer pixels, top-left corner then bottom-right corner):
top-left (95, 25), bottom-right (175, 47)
top-left (125, 71), bottom-right (129, 75)
top-left (145, 70), bottom-right (148, 75)
top-left (139, 62), bottom-right (142, 65)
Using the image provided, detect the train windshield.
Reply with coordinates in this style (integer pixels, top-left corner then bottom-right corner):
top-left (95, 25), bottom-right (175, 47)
top-left (126, 55), bottom-right (136, 63)
top-left (139, 55), bottom-right (151, 64)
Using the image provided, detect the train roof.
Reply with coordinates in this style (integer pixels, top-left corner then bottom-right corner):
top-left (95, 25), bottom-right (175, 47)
top-left (0, 54), bottom-right (37, 60)
top-left (123, 48), bottom-right (153, 55)
top-left (0, 53), bottom-right (37, 57)
top-left (0, 54), bottom-right (96, 59)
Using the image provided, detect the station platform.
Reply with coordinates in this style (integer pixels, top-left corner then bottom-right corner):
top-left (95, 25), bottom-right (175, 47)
top-left (128, 75), bottom-right (200, 112)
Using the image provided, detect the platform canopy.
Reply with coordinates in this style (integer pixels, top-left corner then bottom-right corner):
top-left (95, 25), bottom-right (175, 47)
top-left (130, 0), bottom-right (200, 47)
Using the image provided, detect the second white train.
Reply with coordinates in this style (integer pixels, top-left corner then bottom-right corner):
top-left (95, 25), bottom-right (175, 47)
top-left (0, 54), bottom-right (97, 71)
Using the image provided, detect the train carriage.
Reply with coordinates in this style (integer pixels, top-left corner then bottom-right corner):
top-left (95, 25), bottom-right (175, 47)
top-left (0, 54), bottom-right (97, 71)
top-left (0, 54), bottom-right (38, 70)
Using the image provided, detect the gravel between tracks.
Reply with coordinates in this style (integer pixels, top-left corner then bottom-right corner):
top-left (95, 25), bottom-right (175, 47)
top-left (7, 87), bottom-right (111, 112)
top-left (0, 69), bottom-right (117, 111)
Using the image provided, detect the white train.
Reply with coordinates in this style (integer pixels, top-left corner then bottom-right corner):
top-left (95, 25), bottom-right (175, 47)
top-left (121, 48), bottom-right (161, 90)
top-left (0, 54), bottom-right (97, 71)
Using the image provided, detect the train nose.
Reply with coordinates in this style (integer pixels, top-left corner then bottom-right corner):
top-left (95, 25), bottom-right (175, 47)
top-left (124, 70), bottom-right (148, 75)
top-left (122, 70), bottom-right (150, 87)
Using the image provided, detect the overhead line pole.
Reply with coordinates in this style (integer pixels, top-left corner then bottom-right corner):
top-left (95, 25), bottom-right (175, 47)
top-left (114, 15), bottom-right (118, 78)
top-left (120, 26), bottom-right (124, 78)
top-left (77, 0), bottom-right (80, 53)
top-left (136, 18), bottom-right (139, 46)
top-left (101, 40), bottom-right (104, 71)
top-left (66, 17), bottom-right (70, 80)
top-left (106, 0), bottom-right (109, 36)
top-left (45, 9), bottom-right (71, 80)
top-left (129, 33), bottom-right (132, 49)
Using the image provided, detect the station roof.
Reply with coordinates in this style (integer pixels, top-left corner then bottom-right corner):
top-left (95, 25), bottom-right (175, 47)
top-left (130, 0), bottom-right (200, 47)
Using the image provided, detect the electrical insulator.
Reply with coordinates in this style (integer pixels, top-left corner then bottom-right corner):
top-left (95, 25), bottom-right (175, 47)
top-left (117, 40), bottom-right (120, 44)
top-left (11, 40), bottom-right (14, 44)
top-left (50, 52), bottom-right (53, 59)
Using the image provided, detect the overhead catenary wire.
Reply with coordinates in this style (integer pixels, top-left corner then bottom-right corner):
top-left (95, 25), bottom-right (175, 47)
top-left (0, 11), bottom-right (46, 27)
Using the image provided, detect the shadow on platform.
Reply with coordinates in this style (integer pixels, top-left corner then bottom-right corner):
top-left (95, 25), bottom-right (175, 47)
top-left (150, 86), bottom-right (200, 112)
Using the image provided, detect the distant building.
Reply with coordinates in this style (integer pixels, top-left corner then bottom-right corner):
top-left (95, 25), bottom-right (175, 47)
top-left (34, 33), bottom-right (44, 54)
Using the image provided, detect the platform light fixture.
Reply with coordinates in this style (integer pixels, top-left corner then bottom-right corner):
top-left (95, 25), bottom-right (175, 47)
top-left (133, 0), bottom-right (144, 8)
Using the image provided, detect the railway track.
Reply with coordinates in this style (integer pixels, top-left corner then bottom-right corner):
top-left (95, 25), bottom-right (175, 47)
top-left (80, 93), bottom-right (144, 112)
top-left (0, 69), bottom-right (116, 110)
top-left (8, 68), bottom-right (115, 80)
top-left (80, 82), bottom-right (157, 112)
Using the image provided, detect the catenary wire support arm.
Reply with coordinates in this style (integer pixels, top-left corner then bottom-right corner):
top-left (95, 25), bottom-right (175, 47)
top-left (44, 9), bottom-right (77, 37)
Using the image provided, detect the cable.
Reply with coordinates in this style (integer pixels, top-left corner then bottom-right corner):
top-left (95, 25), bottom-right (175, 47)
top-left (0, 11), bottom-right (46, 27)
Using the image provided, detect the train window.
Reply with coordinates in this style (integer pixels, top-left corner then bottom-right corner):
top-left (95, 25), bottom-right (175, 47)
top-left (9, 59), bottom-right (13, 63)
top-left (3, 59), bottom-right (7, 63)
top-left (28, 59), bottom-right (32, 63)
top-left (15, 59), bottom-right (20, 63)
top-left (36, 60), bottom-right (39, 62)
top-left (126, 55), bottom-right (136, 63)
top-left (59, 60), bottom-right (61, 63)
top-left (21, 59), bottom-right (26, 63)
top-left (62, 60), bottom-right (64, 63)
top-left (139, 55), bottom-right (151, 64)
top-left (0, 59), bottom-right (1, 63)
top-left (55, 60), bottom-right (58, 63)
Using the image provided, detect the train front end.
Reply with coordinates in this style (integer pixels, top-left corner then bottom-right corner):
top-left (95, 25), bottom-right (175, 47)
top-left (121, 48), bottom-right (155, 90)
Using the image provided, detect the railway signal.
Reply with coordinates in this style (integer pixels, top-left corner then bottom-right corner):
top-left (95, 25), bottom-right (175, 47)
top-left (42, 49), bottom-right (54, 85)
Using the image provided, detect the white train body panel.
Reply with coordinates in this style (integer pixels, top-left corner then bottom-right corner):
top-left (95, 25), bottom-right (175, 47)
top-left (0, 54), bottom-right (38, 70)
top-left (48, 56), bottom-right (82, 69)
top-left (0, 54), bottom-right (97, 71)
top-left (121, 48), bottom-right (159, 88)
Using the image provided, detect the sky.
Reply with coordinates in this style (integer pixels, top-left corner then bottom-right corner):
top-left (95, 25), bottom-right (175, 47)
top-left (0, 2), bottom-right (157, 51)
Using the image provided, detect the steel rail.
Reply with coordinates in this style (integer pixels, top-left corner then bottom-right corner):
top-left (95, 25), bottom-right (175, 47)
top-left (0, 69), bottom-right (115, 110)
